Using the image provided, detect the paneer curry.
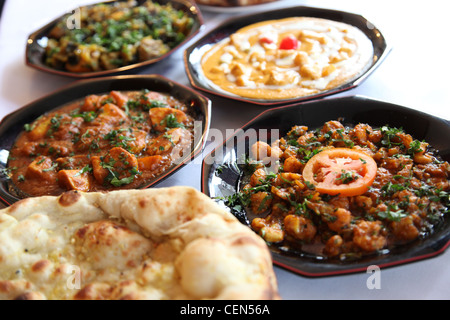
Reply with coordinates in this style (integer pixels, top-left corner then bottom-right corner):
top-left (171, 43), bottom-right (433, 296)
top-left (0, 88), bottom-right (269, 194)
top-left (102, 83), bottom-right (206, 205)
top-left (201, 17), bottom-right (373, 100)
top-left (223, 121), bottom-right (450, 259)
top-left (7, 89), bottom-right (196, 197)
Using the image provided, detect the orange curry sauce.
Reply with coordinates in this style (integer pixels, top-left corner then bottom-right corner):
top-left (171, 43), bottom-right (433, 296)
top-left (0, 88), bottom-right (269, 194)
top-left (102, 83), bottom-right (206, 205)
top-left (7, 90), bottom-right (195, 197)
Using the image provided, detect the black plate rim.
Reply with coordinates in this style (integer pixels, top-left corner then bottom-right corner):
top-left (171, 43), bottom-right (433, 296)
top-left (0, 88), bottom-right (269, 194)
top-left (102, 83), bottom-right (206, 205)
top-left (25, 0), bottom-right (204, 78)
top-left (184, 5), bottom-right (392, 106)
top-left (0, 74), bottom-right (211, 206)
top-left (200, 95), bottom-right (450, 277)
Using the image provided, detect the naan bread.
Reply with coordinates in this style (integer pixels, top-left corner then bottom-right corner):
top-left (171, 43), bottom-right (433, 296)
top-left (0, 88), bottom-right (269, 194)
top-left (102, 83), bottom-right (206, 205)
top-left (0, 187), bottom-right (279, 300)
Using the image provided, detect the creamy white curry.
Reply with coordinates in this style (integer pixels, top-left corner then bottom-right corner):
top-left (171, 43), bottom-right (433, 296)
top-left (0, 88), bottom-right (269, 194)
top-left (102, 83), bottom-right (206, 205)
top-left (201, 17), bottom-right (374, 100)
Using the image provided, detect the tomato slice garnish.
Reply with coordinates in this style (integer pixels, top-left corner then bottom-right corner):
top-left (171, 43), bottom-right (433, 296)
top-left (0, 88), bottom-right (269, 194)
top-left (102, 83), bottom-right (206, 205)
top-left (279, 35), bottom-right (299, 50)
top-left (302, 148), bottom-right (377, 197)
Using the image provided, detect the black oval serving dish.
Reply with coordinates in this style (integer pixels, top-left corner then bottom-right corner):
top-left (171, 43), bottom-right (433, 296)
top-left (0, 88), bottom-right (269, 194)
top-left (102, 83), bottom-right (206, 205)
top-left (26, 0), bottom-right (204, 78)
top-left (0, 74), bottom-right (211, 206)
top-left (201, 95), bottom-right (450, 276)
top-left (185, 5), bottom-right (391, 106)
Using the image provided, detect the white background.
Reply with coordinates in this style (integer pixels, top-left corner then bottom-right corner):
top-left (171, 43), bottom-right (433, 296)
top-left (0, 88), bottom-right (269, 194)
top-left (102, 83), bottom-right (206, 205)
top-left (0, 0), bottom-right (449, 299)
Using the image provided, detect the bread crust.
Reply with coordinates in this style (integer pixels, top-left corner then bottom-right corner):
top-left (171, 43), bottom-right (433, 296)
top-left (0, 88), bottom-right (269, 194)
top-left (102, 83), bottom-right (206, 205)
top-left (0, 187), bottom-right (279, 300)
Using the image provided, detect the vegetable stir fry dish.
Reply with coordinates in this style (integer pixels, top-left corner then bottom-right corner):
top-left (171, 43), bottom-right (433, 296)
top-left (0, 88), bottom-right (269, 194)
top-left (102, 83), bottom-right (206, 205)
top-left (225, 121), bottom-right (450, 260)
top-left (44, 0), bottom-right (195, 72)
top-left (7, 89), bottom-right (197, 197)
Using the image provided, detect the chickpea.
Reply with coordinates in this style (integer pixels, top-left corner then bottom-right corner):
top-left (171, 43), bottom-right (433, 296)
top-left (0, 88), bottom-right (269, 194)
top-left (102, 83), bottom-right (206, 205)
top-left (250, 168), bottom-right (267, 186)
top-left (328, 196), bottom-right (350, 210)
top-left (414, 153), bottom-right (434, 165)
top-left (297, 132), bottom-right (315, 145)
top-left (354, 195), bottom-right (373, 209)
top-left (324, 208), bottom-right (352, 233)
top-left (424, 162), bottom-right (450, 178)
top-left (284, 215), bottom-right (317, 242)
top-left (270, 145), bottom-right (283, 161)
top-left (251, 141), bottom-right (280, 166)
top-left (396, 163), bottom-right (413, 178)
top-left (251, 141), bottom-right (270, 160)
top-left (287, 125), bottom-right (308, 137)
top-left (283, 156), bottom-right (303, 173)
top-left (350, 123), bottom-right (371, 144)
top-left (250, 191), bottom-right (272, 214)
top-left (396, 189), bottom-right (418, 204)
top-left (273, 172), bottom-right (302, 186)
top-left (368, 130), bottom-right (382, 144)
top-left (390, 215), bottom-right (419, 242)
top-left (270, 186), bottom-right (294, 201)
top-left (251, 217), bottom-right (284, 243)
top-left (321, 120), bottom-right (345, 133)
top-left (353, 220), bottom-right (387, 252)
top-left (324, 235), bottom-right (343, 257)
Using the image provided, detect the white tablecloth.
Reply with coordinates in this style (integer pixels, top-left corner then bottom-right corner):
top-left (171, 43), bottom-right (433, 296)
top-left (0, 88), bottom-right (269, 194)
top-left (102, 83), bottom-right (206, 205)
top-left (0, 0), bottom-right (449, 299)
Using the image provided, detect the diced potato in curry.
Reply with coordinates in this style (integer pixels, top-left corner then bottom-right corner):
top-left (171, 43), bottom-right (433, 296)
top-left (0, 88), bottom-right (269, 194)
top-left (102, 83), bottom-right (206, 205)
top-left (91, 103), bottom-right (128, 126)
top-left (146, 128), bottom-right (189, 156)
top-left (25, 156), bottom-right (57, 182)
top-left (109, 90), bottom-right (129, 108)
top-left (91, 147), bottom-right (139, 186)
top-left (149, 107), bottom-right (188, 132)
top-left (26, 117), bottom-right (52, 141)
top-left (140, 90), bottom-right (167, 106)
top-left (124, 129), bottom-right (147, 154)
top-left (57, 170), bottom-right (92, 192)
top-left (56, 155), bottom-right (90, 170)
top-left (26, 114), bottom-right (82, 141)
top-left (138, 155), bottom-right (163, 171)
top-left (81, 94), bottom-right (111, 112)
top-left (74, 126), bottom-right (111, 152)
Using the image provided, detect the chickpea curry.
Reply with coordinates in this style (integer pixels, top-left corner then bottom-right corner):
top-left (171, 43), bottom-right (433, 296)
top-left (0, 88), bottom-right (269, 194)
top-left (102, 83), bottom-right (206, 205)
top-left (7, 89), bottom-right (196, 197)
top-left (223, 120), bottom-right (450, 259)
top-left (44, 0), bottom-right (195, 73)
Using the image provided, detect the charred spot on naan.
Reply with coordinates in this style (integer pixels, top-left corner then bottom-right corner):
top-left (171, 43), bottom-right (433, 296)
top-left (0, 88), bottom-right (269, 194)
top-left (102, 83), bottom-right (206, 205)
top-left (58, 190), bottom-right (82, 207)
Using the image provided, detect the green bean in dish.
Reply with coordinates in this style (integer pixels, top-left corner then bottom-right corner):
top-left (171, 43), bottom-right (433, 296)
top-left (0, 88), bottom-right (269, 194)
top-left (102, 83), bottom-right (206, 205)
top-left (44, 0), bottom-right (195, 72)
